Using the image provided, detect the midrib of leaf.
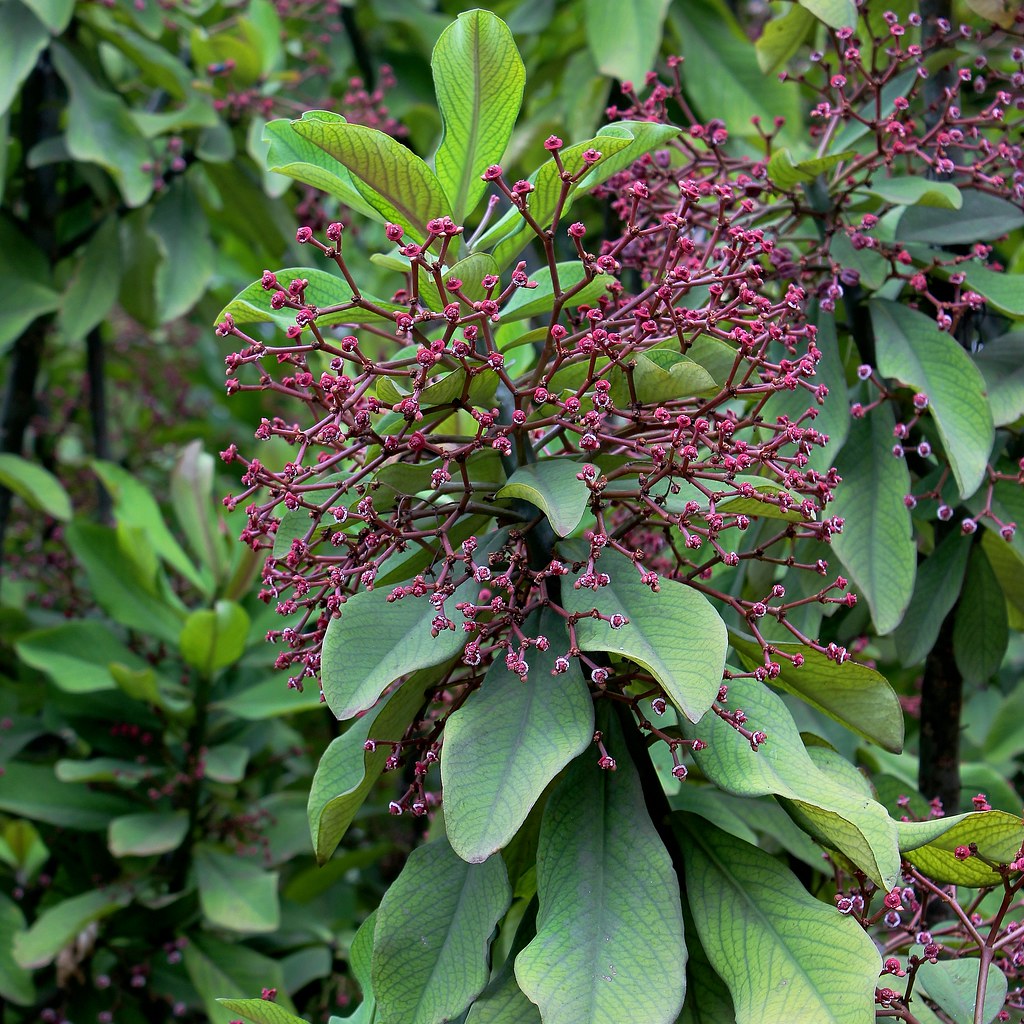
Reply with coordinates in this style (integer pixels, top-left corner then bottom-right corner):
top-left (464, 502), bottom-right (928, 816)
top-left (448, 22), bottom-right (484, 220)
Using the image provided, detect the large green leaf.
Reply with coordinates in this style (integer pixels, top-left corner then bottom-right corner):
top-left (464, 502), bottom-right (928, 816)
top-left (308, 669), bottom-right (439, 864)
top-left (515, 710), bottom-right (686, 1024)
top-left (195, 845), bottom-right (280, 934)
top-left (50, 44), bottom-right (153, 208)
top-left (892, 531), bottom-right (971, 667)
top-left (149, 175), bottom-right (215, 322)
top-left (0, 763), bottom-right (135, 830)
top-left (465, 901), bottom-right (541, 1024)
top-left (263, 116), bottom-right (380, 218)
top-left (321, 575), bottom-right (476, 720)
top-left (575, 120), bottom-right (682, 193)
top-left (372, 838), bottom-right (511, 1024)
top-left (292, 111), bottom-right (453, 242)
top-left (958, 265), bottom-right (1024, 318)
top-left (584, 0), bottom-right (671, 85)
top-left (57, 214), bottom-right (122, 343)
top-left (915, 956), bottom-right (1007, 1024)
top-left (0, 893), bottom-right (33, 1006)
top-left (871, 300), bottom-right (993, 498)
top-left (563, 550), bottom-right (726, 722)
top-left (108, 811), bottom-right (189, 858)
top-left (767, 148), bottom-right (857, 191)
top-left (896, 190), bottom-right (1024, 243)
top-left (215, 266), bottom-right (403, 329)
top-left (496, 458), bottom-right (590, 536)
top-left (609, 348), bottom-right (718, 405)
top-left (670, 0), bottom-right (800, 137)
top-left (828, 406), bottom-right (915, 634)
top-left (953, 546), bottom-right (1009, 685)
top-left (499, 260), bottom-right (610, 322)
top-left (442, 612), bottom-right (593, 863)
top-left (729, 632), bottom-right (903, 751)
top-left (433, 10), bottom-right (524, 222)
top-left (680, 676), bottom-right (899, 887)
top-left (676, 818), bottom-right (881, 1024)
top-left (973, 332), bottom-right (1024, 427)
top-left (0, 453), bottom-right (72, 521)
top-left (0, 0), bottom-right (49, 118)
top-left (755, 3), bottom-right (815, 73)
top-left (902, 810), bottom-right (1024, 886)
top-left (866, 176), bottom-right (962, 209)
top-left (14, 888), bottom-right (131, 969)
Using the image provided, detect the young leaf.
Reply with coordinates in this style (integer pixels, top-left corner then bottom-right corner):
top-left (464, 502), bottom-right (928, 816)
top-left (499, 261), bottom-right (610, 322)
top-left (442, 612), bottom-right (594, 863)
top-left (755, 4), bottom-right (815, 73)
top-left (870, 300), bottom-right (993, 499)
top-left (515, 709), bottom-right (686, 1024)
top-left (308, 670), bottom-right (440, 864)
top-left (562, 550), bottom-right (727, 723)
top-left (292, 111), bottom-right (453, 242)
top-left (194, 845), bottom-right (280, 934)
top-left (179, 600), bottom-right (251, 675)
top-left (608, 349), bottom-right (718, 405)
top-left (676, 817), bottom-right (881, 1024)
top-left (496, 458), bottom-right (590, 537)
top-left (767, 148), bottom-right (857, 191)
top-left (828, 406), bottom-right (916, 635)
top-left (892, 531), bottom-right (972, 668)
top-left (432, 10), bottom-right (525, 222)
top-left (902, 810), bottom-right (1024, 886)
top-left (584, 0), bottom-right (671, 86)
top-left (680, 676), bottom-right (900, 888)
top-left (372, 838), bottom-right (511, 1024)
top-left (953, 545), bottom-right (1009, 684)
top-left (216, 1001), bottom-right (311, 1024)
top-left (0, 453), bottom-right (72, 521)
top-left (321, 576), bottom-right (477, 721)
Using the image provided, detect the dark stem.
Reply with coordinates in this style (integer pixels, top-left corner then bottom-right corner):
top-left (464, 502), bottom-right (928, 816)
top-left (917, 610), bottom-right (961, 815)
top-left (170, 670), bottom-right (212, 891)
top-left (86, 326), bottom-right (114, 524)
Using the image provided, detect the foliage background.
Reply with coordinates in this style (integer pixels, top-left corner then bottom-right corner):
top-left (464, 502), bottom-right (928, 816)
top-left (2, 1), bottom-right (1024, 1023)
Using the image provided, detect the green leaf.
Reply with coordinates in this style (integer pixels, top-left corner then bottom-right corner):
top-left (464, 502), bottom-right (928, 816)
top-left (584, 0), bottom-right (671, 85)
top-left (0, 893), bottom-right (33, 1006)
top-left (563, 550), bottom-right (727, 723)
top-left (575, 121), bottom-right (682, 193)
top-left (974, 332), bottom-right (1024, 426)
top-left (962, 0), bottom-right (1019, 27)
top-left (205, 744), bottom-right (249, 783)
top-left (309, 670), bottom-right (439, 864)
top-left (217, 1001), bottom-right (311, 1024)
top-left (609, 348), bottom-right (718, 405)
top-left (171, 441), bottom-right (232, 586)
top-left (464, 899), bottom-right (541, 1024)
top-left (321, 573), bottom-right (477, 720)
top-left (670, 0), bottom-right (800, 138)
top-left (432, 10), bottom-right (524, 222)
top-left (767, 148), bottom-right (857, 191)
top-left (915, 956), bottom-right (1007, 1024)
top-left (50, 45), bottom-right (153, 208)
top-left (958, 265), bottom-right (1024, 318)
top-left (677, 898), bottom-right (735, 1024)
top-left (443, 612), bottom-right (594, 862)
top-left (893, 531), bottom-right (971, 667)
top-left (195, 846), bottom-right (280, 934)
top-left (262, 116), bottom-right (380, 219)
top-left (896, 812), bottom-right (977, 852)
top-left (372, 838), bottom-right (511, 1024)
top-left (179, 600), bottom-right (250, 675)
top-left (0, 453), bottom-right (71, 521)
top-left (755, 4), bottom-right (816, 74)
top-left (215, 266), bottom-right (403, 330)
top-left (184, 934), bottom-right (293, 1024)
top-left (93, 459), bottom-right (209, 593)
top-left (729, 632), bottom-right (904, 752)
top-left (828, 405), bottom-right (915, 634)
top-left (680, 676), bottom-right (900, 887)
top-left (515, 708), bottom-right (686, 1024)
top-left (676, 818), bottom-right (881, 1024)
top-left (866, 176), bottom-right (962, 209)
top-left (903, 810), bottom-right (1024, 886)
top-left (14, 888), bottom-right (130, 969)
top-left (496, 458), bottom-right (590, 537)
top-left (500, 261), bottom-right (610, 323)
top-left (66, 521), bottom-right (186, 644)
top-left (149, 175), bottom-right (215, 322)
top-left (871, 300), bottom-right (993, 498)
top-left (829, 233), bottom-right (888, 292)
top-left (336, 910), bottom-right (377, 1023)
top-left (108, 811), bottom-right (189, 858)
top-left (954, 546), bottom-right (1009, 685)
top-left (798, 0), bottom-right (857, 27)
top-left (0, 763), bottom-right (135, 830)
top-left (57, 215), bottom-right (122, 343)
top-left (0, 1), bottom-right (49, 118)
top-left (15, 621), bottom-right (152, 694)
top-left (896, 190), bottom-right (1024, 243)
top-left (292, 111), bottom-right (453, 243)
